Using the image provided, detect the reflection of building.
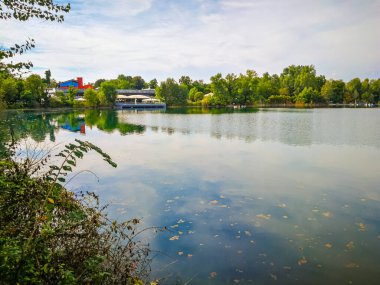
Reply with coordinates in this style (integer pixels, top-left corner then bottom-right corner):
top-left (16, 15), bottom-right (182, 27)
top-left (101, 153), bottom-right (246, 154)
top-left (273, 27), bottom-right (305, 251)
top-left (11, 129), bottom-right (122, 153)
top-left (57, 77), bottom-right (93, 95)
top-left (60, 118), bottom-right (86, 134)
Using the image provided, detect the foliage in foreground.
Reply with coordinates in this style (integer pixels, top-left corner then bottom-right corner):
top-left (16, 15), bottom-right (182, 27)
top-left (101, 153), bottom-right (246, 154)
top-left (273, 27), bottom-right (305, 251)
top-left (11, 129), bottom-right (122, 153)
top-left (0, 139), bottom-right (151, 284)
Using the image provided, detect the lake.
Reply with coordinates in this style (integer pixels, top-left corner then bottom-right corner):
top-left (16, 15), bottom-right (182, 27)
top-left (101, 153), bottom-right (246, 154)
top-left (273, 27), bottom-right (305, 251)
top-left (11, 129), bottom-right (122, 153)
top-left (1, 108), bottom-right (380, 284)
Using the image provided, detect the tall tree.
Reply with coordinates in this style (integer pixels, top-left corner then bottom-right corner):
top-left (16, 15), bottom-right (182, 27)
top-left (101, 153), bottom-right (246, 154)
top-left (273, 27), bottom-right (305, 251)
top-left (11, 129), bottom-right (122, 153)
top-left (156, 78), bottom-right (187, 106)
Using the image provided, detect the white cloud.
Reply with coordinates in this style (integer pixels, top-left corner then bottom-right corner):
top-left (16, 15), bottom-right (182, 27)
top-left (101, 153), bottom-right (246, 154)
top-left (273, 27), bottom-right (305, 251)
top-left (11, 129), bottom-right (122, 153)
top-left (1, 0), bottom-right (379, 82)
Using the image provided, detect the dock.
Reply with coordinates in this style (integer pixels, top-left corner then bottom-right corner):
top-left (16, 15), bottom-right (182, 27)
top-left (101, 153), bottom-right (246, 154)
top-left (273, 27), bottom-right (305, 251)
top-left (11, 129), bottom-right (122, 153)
top-left (115, 102), bottom-right (166, 109)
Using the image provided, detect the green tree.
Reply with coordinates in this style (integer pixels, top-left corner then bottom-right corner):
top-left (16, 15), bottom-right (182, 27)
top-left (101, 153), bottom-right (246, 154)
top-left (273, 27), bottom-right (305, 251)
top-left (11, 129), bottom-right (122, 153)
top-left (24, 74), bottom-right (46, 105)
top-left (0, 0), bottom-right (70, 74)
top-left (188, 87), bottom-right (198, 102)
top-left (0, 76), bottom-right (19, 106)
top-left (149, 78), bottom-right (158, 89)
top-left (369, 79), bottom-right (380, 103)
top-left (44, 69), bottom-right (51, 85)
top-left (84, 89), bottom-right (99, 107)
top-left (94, 79), bottom-right (106, 88)
top-left (156, 78), bottom-right (187, 106)
top-left (210, 73), bottom-right (229, 105)
top-left (67, 86), bottom-right (78, 105)
top-left (321, 80), bottom-right (345, 103)
top-left (345, 78), bottom-right (362, 104)
top-left (295, 87), bottom-right (325, 104)
top-left (179, 75), bottom-right (192, 89)
top-left (235, 70), bottom-right (259, 105)
top-left (131, 76), bottom-right (145, 90)
top-left (99, 82), bottom-right (117, 105)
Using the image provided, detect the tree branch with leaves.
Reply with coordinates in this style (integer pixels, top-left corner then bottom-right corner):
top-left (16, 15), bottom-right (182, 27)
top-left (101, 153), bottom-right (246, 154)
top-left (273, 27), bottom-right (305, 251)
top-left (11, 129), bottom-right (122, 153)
top-left (0, 0), bottom-right (70, 74)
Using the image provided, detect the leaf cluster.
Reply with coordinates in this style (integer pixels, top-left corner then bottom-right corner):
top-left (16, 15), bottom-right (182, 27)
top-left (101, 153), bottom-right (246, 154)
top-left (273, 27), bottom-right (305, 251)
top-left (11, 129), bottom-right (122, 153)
top-left (0, 140), bottom-right (155, 284)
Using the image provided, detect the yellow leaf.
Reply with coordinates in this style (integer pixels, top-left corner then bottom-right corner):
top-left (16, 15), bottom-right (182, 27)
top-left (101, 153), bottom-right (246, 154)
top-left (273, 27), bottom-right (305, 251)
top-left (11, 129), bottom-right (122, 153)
top-left (325, 243), bottom-right (333, 249)
top-left (169, 235), bottom-right (180, 241)
top-left (298, 257), bottom-right (308, 266)
top-left (48, 198), bottom-right (54, 204)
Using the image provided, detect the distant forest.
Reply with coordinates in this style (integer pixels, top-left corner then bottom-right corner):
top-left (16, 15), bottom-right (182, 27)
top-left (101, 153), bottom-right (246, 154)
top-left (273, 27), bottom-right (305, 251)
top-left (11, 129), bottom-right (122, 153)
top-left (0, 65), bottom-right (379, 108)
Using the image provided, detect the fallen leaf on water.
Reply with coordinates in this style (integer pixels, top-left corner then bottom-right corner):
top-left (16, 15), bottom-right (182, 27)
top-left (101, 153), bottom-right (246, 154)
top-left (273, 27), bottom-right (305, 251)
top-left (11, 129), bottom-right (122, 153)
top-left (209, 200), bottom-right (219, 205)
top-left (298, 258), bottom-right (308, 266)
top-left (322, 211), bottom-right (332, 218)
top-left (233, 280), bottom-right (240, 284)
top-left (256, 214), bottom-right (271, 220)
top-left (220, 195), bottom-right (225, 199)
top-left (210, 272), bottom-right (217, 278)
top-left (283, 216), bottom-right (288, 219)
top-left (219, 205), bottom-right (228, 208)
top-left (170, 224), bottom-right (179, 228)
top-left (346, 241), bottom-right (355, 250)
top-left (346, 262), bottom-right (360, 268)
top-left (278, 203), bottom-right (287, 208)
top-left (178, 231), bottom-right (183, 235)
top-left (270, 273), bottom-right (278, 281)
top-left (244, 231), bottom-right (252, 237)
top-left (177, 251), bottom-right (184, 256)
top-left (177, 219), bottom-right (185, 224)
top-left (325, 243), bottom-right (333, 249)
top-left (358, 223), bottom-right (366, 231)
top-left (169, 236), bottom-right (180, 241)
top-left (250, 240), bottom-right (255, 244)
top-left (187, 254), bottom-right (193, 258)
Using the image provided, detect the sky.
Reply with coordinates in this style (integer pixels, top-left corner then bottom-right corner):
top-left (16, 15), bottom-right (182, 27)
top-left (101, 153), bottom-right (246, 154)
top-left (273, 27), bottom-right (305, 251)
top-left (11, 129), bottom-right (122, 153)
top-left (1, 0), bottom-right (380, 83)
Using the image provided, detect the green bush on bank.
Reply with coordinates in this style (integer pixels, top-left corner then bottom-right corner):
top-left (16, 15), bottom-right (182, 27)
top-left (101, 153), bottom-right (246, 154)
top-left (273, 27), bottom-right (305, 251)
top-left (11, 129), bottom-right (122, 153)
top-left (0, 140), bottom-right (152, 284)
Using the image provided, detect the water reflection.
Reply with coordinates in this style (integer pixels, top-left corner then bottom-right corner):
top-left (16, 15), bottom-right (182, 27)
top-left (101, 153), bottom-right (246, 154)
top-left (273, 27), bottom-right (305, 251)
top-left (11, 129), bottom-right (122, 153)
top-left (1, 108), bottom-right (380, 284)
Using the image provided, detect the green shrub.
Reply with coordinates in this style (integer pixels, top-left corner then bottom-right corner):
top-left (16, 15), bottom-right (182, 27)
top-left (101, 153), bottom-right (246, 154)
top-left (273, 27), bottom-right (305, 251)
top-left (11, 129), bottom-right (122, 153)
top-left (0, 140), bottom-right (154, 284)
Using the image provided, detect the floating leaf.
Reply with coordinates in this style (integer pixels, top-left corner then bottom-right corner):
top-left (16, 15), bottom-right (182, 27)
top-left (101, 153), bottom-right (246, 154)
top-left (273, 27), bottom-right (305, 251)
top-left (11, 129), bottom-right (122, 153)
top-left (177, 219), bottom-right (185, 224)
top-left (322, 211), bottom-right (332, 218)
top-left (278, 203), bottom-right (287, 208)
top-left (48, 198), bottom-right (54, 204)
top-left (325, 243), bottom-right (333, 249)
top-left (210, 272), bottom-right (217, 278)
top-left (346, 241), bottom-right (355, 250)
top-left (209, 200), bottom-right (219, 205)
top-left (298, 257), bottom-right (308, 266)
top-left (169, 235), bottom-right (180, 241)
top-left (346, 262), bottom-right (360, 268)
top-left (187, 254), bottom-right (193, 258)
top-left (178, 251), bottom-right (184, 256)
top-left (358, 223), bottom-right (366, 231)
top-left (171, 224), bottom-right (179, 228)
top-left (244, 231), bottom-right (252, 237)
top-left (256, 214), bottom-right (271, 220)
top-left (270, 273), bottom-right (278, 281)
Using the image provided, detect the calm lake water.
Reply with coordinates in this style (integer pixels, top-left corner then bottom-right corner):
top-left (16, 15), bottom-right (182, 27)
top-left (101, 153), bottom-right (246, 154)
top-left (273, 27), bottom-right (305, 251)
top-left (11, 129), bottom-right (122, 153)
top-left (1, 108), bottom-right (380, 284)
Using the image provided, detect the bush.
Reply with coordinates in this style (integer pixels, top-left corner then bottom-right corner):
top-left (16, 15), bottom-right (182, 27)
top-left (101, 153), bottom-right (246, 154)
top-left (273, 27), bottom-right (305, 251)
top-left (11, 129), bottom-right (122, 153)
top-left (0, 140), bottom-right (154, 284)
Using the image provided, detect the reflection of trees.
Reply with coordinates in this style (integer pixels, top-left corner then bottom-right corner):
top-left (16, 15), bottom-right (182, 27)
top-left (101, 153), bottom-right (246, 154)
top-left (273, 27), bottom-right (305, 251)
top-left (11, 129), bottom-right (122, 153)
top-left (0, 111), bottom-right (57, 157)
top-left (0, 110), bottom-right (145, 158)
top-left (165, 107), bottom-right (260, 115)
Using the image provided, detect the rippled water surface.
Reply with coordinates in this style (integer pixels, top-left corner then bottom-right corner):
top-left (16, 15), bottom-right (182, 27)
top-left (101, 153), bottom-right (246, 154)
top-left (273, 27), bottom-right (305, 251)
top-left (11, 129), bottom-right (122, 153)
top-left (1, 108), bottom-right (380, 284)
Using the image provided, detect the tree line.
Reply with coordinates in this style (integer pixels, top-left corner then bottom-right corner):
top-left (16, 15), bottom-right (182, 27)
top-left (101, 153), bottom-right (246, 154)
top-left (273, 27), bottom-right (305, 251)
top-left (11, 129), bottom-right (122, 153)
top-left (1, 65), bottom-right (380, 109)
top-left (155, 66), bottom-right (380, 106)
